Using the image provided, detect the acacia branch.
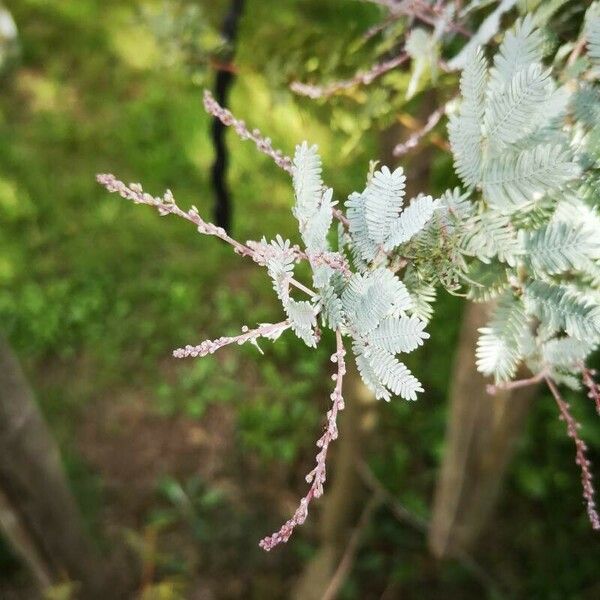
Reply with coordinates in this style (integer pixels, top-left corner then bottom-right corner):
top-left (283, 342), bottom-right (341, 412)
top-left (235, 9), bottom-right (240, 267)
top-left (486, 370), bottom-right (546, 396)
top-left (203, 90), bottom-right (350, 228)
top-left (96, 174), bottom-right (317, 298)
top-left (172, 320), bottom-right (291, 359)
top-left (290, 53), bottom-right (409, 99)
top-left (259, 329), bottom-right (347, 550)
top-left (545, 376), bottom-right (600, 531)
top-left (393, 104), bottom-right (446, 156)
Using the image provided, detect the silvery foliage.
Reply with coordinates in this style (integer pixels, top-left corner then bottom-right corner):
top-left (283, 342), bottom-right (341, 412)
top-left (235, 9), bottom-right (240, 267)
top-left (448, 13), bottom-right (600, 386)
top-left (279, 143), bottom-right (443, 401)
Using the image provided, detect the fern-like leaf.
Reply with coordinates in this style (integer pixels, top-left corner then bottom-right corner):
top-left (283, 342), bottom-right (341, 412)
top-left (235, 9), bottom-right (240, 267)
top-left (345, 191), bottom-right (378, 266)
top-left (542, 336), bottom-right (596, 369)
top-left (482, 144), bottom-right (578, 213)
top-left (264, 236), bottom-right (296, 303)
top-left (341, 269), bottom-right (408, 335)
top-left (302, 187), bottom-right (334, 252)
top-left (448, 114), bottom-right (482, 188)
top-left (292, 142), bottom-right (322, 224)
top-left (361, 346), bottom-right (423, 401)
top-left (404, 276), bottom-right (436, 323)
top-left (370, 315), bottom-right (429, 353)
top-left (364, 166), bottom-right (406, 244)
top-left (384, 195), bottom-right (438, 251)
top-left (520, 221), bottom-right (600, 276)
top-left (476, 293), bottom-right (530, 382)
top-left (285, 299), bottom-right (317, 347)
top-left (448, 51), bottom-right (487, 189)
top-left (571, 85), bottom-right (600, 128)
top-left (353, 342), bottom-right (390, 401)
top-left (438, 187), bottom-right (475, 225)
top-left (319, 282), bottom-right (345, 330)
top-left (465, 259), bottom-right (510, 303)
top-left (462, 212), bottom-right (519, 265)
top-left (586, 2), bottom-right (600, 65)
top-left (484, 63), bottom-right (550, 150)
top-left (488, 15), bottom-right (544, 92)
top-left (523, 281), bottom-right (600, 341)
top-left (460, 47), bottom-right (488, 124)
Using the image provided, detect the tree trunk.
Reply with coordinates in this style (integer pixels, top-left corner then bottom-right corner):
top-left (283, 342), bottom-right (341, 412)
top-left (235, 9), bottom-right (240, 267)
top-left (428, 302), bottom-right (538, 558)
top-left (0, 336), bottom-right (103, 596)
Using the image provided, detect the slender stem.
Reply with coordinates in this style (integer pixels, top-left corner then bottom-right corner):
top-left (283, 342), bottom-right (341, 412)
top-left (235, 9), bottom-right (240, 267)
top-left (172, 320), bottom-right (290, 359)
top-left (259, 329), bottom-right (347, 551)
top-left (545, 376), bottom-right (600, 531)
top-left (393, 104), bottom-right (446, 156)
top-left (486, 371), bottom-right (546, 396)
top-left (203, 90), bottom-right (349, 231)
top-left (96, 175), bottom-right (318, 299)
top-left (290, 53), bottom-right (408, 99)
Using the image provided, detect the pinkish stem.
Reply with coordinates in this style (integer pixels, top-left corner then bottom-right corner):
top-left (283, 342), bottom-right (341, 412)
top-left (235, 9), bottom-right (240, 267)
top-left (582, 367), bottom-right (600, 416)
top-left (290, 53), bottom-right (408, 99)
top-left (202, 91), bottom-right (349, 229)
top-left (486, 371), bottom-right (546, 396)
top-left (393, 104), bottom-right (446, 156)
top-left (96, 174), bottom-right (317, 298)
top-left (173, 320), bottom-right (291, 359)
top-left (545, 376), bottom-right (600, 531)
top-left (259, 329), bottom-right (347, 550)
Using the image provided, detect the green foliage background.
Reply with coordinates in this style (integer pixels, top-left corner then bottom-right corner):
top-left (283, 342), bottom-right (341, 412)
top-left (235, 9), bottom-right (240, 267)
top-left (0, 0), bottom-right (598, 598)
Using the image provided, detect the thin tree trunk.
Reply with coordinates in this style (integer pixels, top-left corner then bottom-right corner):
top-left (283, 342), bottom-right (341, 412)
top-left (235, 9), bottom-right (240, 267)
top-left (0, 336), bottom-right (103, 596)
top-left (429, 302), bottom-right (538, 558)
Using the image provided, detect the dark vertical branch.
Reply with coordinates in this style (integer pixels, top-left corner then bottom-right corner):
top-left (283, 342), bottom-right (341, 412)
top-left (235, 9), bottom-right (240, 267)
top-left (210, 0), bottom-right (245, 231)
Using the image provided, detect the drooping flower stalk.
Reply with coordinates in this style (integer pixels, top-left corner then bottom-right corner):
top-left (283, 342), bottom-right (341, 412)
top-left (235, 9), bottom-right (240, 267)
top-left (96, 174), bottom-right (316, 299)
top-left (545, 376), bottom-right (600, 531)
top-left (259, 329), bottom-right (347, 551)
top-left (582, 367), bottom-right (600, 416)
top-left (203, 90), bottom-right (293, 173)
top-left (202, 91), bottom-right (350, 227)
